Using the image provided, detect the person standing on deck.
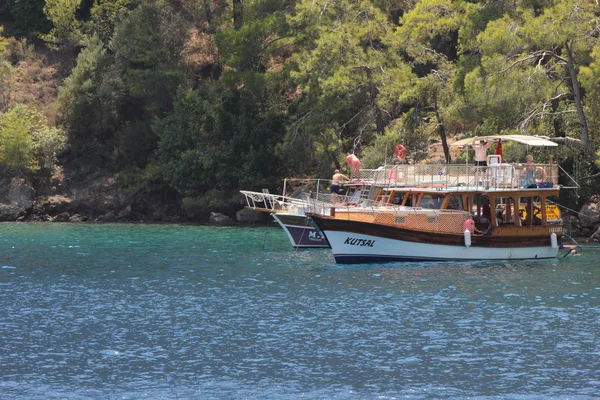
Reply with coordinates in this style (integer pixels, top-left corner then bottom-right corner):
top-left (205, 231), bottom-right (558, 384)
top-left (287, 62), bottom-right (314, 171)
top-left (480, 198), bottom-right (493, 234)
top-left (472, 136), bottom-right (491, 186)
top-left (331, 169), bottom-right (349, 203)
top-left (481, 198), bottom-right (492, 223)
top-left (472, 136), bottom-right (491, 167)
top-left (346, 154), bottom-right (361, 180)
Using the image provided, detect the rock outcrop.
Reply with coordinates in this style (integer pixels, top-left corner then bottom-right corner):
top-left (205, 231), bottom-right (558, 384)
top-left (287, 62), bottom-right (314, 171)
top-left (209, 212), bottom-right (235, 225)
top-left (236, 207), bottom-right (268, 223)
top-left (579, 195), bottom-right (600, 228)
top-left (0, 172), bottom-right (244, 224)
top-left (0, 177), bottom-right (35, 221)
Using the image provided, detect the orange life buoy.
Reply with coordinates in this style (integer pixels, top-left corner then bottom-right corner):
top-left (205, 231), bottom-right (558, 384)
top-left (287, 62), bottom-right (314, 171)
top-left (394, 144), bottom-right (406, 160)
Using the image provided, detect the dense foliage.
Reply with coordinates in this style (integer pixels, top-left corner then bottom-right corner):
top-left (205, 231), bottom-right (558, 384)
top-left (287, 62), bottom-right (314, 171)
top-left (0, 104), bottom-right (66, 172)
top-left (0, 0), bottom-right (599, 204)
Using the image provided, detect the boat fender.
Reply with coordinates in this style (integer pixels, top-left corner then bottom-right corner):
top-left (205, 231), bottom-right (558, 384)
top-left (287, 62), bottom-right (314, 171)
top-left (394, 144), bottom-right (406, 160)
top-left (464, 229), bottom-right (471, 247)
top-left (550, 232), bottom-right (558, 249)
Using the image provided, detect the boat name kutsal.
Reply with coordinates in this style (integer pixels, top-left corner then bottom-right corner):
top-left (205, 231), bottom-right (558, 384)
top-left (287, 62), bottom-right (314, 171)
top-left (344, 237), bottom-right (376, 247)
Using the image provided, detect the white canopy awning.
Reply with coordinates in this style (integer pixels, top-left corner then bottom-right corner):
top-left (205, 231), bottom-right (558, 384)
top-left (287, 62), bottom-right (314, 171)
top-left (451, 134), bottom-right (558, 147)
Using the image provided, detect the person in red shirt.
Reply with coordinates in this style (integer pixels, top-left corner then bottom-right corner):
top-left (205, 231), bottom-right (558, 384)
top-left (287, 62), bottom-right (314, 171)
top-left (481, 199), bottom-right (492, 223)
top-left (464, 216), bottom-right (482, 234)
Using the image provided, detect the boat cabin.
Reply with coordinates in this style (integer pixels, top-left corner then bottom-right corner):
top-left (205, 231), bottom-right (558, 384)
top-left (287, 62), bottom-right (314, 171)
top-left (372, 186), bottom-right (562, 237)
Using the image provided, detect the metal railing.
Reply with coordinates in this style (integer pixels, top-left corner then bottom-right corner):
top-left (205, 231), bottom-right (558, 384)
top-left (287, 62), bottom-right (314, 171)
top-left (358, 163), bottom-right (558, 189)
top-left (240, 190), bottom-right (312, 215)
top-left (241, 163), bottom-right (562, 218)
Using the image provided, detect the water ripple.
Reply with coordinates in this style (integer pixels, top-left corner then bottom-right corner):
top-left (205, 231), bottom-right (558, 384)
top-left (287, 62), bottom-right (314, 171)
top-left (0, 223), bottom-right (598, 399)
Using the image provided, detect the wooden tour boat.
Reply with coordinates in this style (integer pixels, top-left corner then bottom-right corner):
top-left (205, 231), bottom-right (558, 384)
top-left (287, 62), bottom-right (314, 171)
top-left (240, 180), bottom-right (332, 248)
top-left (242, 135), bottom-right (576, 258)
top-left (308, 185), bottom-right (564, 263)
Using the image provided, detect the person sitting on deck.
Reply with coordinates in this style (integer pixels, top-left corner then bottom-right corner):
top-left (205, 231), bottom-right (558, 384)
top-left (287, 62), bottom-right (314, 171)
top-left (520, 155), bottom-right (547, 188)
top-left (521, 155), bottom-right (537, 188)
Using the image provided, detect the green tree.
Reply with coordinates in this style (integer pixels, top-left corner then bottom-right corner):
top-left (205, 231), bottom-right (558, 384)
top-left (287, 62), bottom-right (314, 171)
top-left (0, 105), bottom-right (37, 171)
top-left (59, 1), bottom-right (188, 170)
top-left (154, 85), bottom-right (285, 195)
top-left (282, 0), bottom-right (413, 176)
top-left (86, 0), bottom-right (141, 44)
top-left (361, 120), bottom-right (429, 167)
top-left (0, 28), bottom-right (15, 113)
top-left (215, 0), bottom-right (290, 74)
top-left (0, 104), bottom-right (66, 172)
top-left (394, 0), bottom-right (481, 163)
top-left (57, 34), bottom-right (122, 167)
top-left (109, 0), bottom-right (187, 166)
top-left (466, 1), bottom-right (599, 161)
top-left (43, 0), bottom-right (83, 46)
top-left (4, 0), bottom-right (52, 37)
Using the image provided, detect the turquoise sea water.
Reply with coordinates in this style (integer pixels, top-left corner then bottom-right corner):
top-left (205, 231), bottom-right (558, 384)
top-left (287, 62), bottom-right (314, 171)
top-left (1, 223), bottom-right (598, 399)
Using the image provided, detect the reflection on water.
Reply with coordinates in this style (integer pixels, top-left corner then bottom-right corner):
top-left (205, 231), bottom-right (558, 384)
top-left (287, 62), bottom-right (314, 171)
top-left (1, 223), bottom-right (598, 399)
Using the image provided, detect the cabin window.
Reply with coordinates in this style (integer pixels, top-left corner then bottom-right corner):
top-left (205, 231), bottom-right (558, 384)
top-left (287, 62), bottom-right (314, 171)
top-left (495, 196), bottom-right (520, 226)
top-left (427, 216), bottom-right (438, 224)
top-left (519, 196), bottom-right (544, 226)
top-left (391, 192), bottom-right (405, 205)
top-left (533, 196), bottom-right (543, 225)
top-left (404, 194), bottom-right (419, 207)
top-left (447, 195), bottom-right (463, 210)
top-left (420, 194), bottom-right (444, 209)
top-left (395, 216), bottom-right (405, 224)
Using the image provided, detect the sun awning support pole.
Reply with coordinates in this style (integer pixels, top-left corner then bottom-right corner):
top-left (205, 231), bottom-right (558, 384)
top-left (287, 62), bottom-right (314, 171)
top-left (558, 164), bottom-right (580, 189)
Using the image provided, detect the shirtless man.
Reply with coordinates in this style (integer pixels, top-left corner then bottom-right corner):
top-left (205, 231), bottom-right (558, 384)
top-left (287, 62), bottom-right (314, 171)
top-left (472, 136), bottom-right (491, 186)
top-left (331, 169), bottom-right (349, 203)
top-left (472, 136), bottom-right (491, 166)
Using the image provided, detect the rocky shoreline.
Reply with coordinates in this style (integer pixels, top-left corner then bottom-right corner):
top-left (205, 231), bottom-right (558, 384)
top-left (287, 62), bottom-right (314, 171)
top-left (0, 173), bottom-right (268, 226)
top-left (1, 173), bottom-right (599, 242)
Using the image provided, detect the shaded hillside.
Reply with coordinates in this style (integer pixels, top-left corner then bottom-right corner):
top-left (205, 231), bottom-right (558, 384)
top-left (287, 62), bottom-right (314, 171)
top-left (0, 0), bottom-right (598, 216)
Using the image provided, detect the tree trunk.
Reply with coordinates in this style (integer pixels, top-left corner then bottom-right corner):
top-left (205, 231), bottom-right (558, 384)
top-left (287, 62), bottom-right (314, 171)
top-left (365, 68), bottom-right (385, 134)
top-left (233, 0), bottom-right (243, 30)
top-left (433, 92), bottom-right (451, 164)
top-left (203, 0), bottom-right (212, 26)
top-left (551, 96), bottom-right (563, 137)
top-left (565, 41), bottom-right (597, 161)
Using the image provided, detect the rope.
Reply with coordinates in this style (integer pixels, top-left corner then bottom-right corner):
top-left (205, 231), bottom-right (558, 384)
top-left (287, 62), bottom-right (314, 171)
top-left (561, 232), bottom-right (581, 249)
top-left (296, 218), bottom-right (314, 252)
top-left (547, 201), bottom-right (599, 253)
top-left (263, 225), bottom-right (268, 249)
top-left (563, 248), bottom-right (575, 258)
top-left (546, 199), bottom-right (597, 222)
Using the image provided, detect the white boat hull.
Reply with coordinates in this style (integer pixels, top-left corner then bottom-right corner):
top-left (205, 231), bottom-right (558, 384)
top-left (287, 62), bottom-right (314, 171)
top-left (321, 231), bottom-right (558, 264)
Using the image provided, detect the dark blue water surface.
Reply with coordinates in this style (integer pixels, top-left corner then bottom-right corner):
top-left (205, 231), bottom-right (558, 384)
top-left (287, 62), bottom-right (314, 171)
top-left (1, 223), bottom-right (598, 399)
